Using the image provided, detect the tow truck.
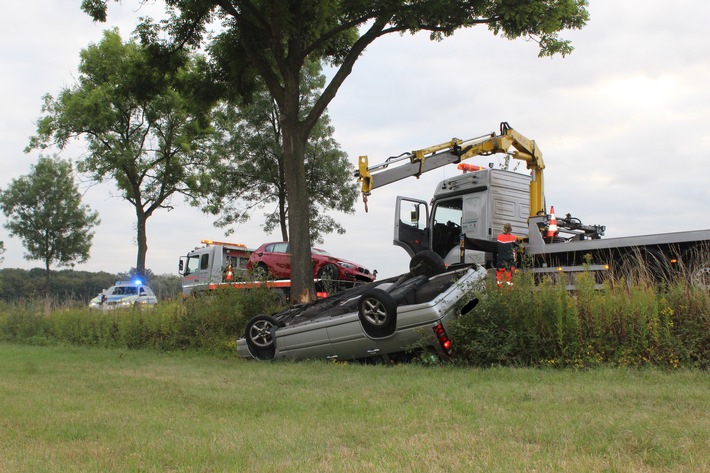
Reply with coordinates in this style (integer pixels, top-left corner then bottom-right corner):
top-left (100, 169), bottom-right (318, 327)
top-left (178, 240), bottom-right (328, 302)
top-left (356, 122), bottom-right (710, 287)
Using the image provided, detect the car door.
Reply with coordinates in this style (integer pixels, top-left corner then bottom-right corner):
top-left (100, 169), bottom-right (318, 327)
top-left (327, 313), bottom-right (383, 361)
top-left (274, 322), bottom-right (337, 360)
top-left (261, 242), bottom-right (290, 278)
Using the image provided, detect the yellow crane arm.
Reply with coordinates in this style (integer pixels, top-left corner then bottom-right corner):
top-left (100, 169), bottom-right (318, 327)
top-left (356, 122), bottom-right (545, 216)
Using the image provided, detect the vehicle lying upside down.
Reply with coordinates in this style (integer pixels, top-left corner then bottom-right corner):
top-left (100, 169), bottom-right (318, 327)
top-left (236, 251), bottom-right (486, 362)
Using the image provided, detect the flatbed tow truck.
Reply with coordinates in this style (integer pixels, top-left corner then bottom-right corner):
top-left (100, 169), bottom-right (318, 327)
top-left (178, 240), bottom-right (329, 301)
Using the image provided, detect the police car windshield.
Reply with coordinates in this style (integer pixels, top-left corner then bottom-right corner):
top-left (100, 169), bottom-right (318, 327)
top-left (110, 286), bottom-right (138, 295)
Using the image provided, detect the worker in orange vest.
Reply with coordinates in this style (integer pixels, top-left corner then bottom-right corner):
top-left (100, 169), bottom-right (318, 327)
top-left (496, 223), bottom-right (519, 287)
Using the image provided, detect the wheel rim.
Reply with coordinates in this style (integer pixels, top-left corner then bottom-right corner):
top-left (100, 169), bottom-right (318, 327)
top-left (361, 297), bottom-right (388, 326)
top-left (249, 319), bottom-right (274, 348)
top-left (320, 264), bottom-right (339, 280)
top-left (692, 266), bottom-right (710, 290)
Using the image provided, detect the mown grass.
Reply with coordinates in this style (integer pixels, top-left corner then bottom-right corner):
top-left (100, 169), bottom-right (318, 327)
top-left (1, 343), bottom-right (708, 472)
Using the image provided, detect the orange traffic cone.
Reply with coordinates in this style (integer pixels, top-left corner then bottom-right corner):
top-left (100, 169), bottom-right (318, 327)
top-left (547, 206), bottom-right (558, 238)
top-left (225, 265), bottom-right (233, 281)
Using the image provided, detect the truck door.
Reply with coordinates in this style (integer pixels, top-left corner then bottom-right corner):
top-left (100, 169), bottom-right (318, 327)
top-left (394, 197), bottom-right (429, 257)
top-left (431, 197), bottom-right (464, 261)
top-left (181, 250), bottom-right (211, 294)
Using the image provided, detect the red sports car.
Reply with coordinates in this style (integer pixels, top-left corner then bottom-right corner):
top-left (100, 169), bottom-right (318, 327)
top-left (246, 242), bottom-right (376, 284)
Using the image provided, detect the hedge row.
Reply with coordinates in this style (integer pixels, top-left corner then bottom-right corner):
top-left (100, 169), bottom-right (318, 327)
top-left (1, 272), bottom-right (708, 368)
top-left (451, 271), bottom-right (709, 368)
top-left (0, 286), bottom-right (282, 354)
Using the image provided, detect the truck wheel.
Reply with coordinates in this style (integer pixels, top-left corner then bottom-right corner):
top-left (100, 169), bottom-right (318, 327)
top-left (410, 250), bottom-right (446, 278)
top-left (358, 288), bottom-right (397, 338)
top-left (317, 263), bottom-right (340, 281)
top-left (245, 314), bottom-right (279, 360)
top-left (683, 243), bottom-right (710, 289)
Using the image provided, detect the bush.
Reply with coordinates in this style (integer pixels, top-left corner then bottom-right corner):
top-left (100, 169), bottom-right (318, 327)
top-left (0, 285), bottom-right (285, 354)
top-left (451, 267), bottom-right (710, 369)
top-left (2, 264), bottom-right (708, 367)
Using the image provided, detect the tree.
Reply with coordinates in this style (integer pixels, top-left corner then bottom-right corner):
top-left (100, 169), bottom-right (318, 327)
top-left (84, 0), bottom-right (589, 302)
top-left (0, 241), bottom-right (5, 264)
top-left (0, 157), bottom-right (100, 292)
top-left (26, 29), bottom-right (217, 279)
top-left (202, 60), bottom-right (358, 244)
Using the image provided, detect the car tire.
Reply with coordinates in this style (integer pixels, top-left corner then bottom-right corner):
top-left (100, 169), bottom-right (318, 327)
top-left (358, 288), bottom-right (397, 338)
top-left (317, 263), bottom-right (340, 281)
top-left (252, 262), bottom-right (271, 280)
top-left (245, 314), bottom-right (279, 360)
top-left (409, 250), bottom-right (446, 278)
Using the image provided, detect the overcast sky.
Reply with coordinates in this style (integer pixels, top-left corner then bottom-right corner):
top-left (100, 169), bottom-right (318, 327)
top-left (1, 1), bottom-right (709, 279)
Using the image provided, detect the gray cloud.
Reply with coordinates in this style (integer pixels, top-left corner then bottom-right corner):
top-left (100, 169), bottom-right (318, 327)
top-left (1, 0), bottom-right (709, 279)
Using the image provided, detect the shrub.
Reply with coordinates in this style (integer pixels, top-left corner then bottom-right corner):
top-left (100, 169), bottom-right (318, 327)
top-left (451, 265), bottom-right (710, 369)
top-left (0, 285), bottom-right (285, 354)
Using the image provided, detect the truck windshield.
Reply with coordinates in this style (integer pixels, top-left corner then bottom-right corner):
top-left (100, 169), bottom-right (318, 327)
top-left (185, 255), bottom-right (202, 275)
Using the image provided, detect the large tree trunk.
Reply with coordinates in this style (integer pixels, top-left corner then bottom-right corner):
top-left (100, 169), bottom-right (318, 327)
top-left (278, 158), bottom-right (289, 241)
top-left (281, 96), bottom-right (315, 303)
top-left (135, 208), bottom-right (148, 279)
top-left (279, 194), bottom-right (288, 241)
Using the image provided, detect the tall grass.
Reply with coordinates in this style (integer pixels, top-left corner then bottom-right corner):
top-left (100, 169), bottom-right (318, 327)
top-left (0, 285), bottom-right (283, 354)
top-left (1, 259), bottom-right (708, 368)
top-left (452, 263), bottom-right (710, 368)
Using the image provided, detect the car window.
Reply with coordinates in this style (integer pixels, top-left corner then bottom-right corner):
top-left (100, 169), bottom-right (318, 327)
top-left (111, 286), bottom-right (138, 295)
top-left (272, 243), bottom-right (289, 253)
top-left (200, 253), bottom-right (209, 270)
top-left (312, 248), bottom-right (330, 256)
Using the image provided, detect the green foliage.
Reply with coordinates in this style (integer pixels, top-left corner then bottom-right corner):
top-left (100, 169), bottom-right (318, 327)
top-left (202, 61), bottom-right (358, 244)
top-left (84, 0), bottom-right (590, 301)
top-left (26, 29), bottom-right (218, 277)
top-left (451, 269), bottom-right (710, 369)
top-left (0, 268), bottom-right (180, 303)
top-left (0, 285), bottom-right (284, 353)
top-left (0, 157), bottom-right (100, 289)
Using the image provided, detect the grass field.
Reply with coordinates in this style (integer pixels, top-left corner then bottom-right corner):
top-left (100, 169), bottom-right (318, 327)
top-left (1, 343), bottom-right (708, 472)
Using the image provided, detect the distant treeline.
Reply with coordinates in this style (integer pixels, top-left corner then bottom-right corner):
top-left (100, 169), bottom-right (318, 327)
top-left (0, 268), bottom-right (182, 303)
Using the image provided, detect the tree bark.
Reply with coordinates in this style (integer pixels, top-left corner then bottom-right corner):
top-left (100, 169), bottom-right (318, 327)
top-left (281, 89), bottom-right (314, 303)
top-left (135, 208), bottom-right (148, 279)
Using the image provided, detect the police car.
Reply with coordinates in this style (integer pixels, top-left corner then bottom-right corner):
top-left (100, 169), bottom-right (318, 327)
top-left (89, 280), bottom-right (158, 310)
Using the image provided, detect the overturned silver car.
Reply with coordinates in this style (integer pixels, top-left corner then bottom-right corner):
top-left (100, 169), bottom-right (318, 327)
top-left (236, 251), bottom-right (486, 362)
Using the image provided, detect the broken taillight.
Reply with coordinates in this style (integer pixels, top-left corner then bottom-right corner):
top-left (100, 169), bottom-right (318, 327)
top-left (433, 323), bottom-right (453, 356)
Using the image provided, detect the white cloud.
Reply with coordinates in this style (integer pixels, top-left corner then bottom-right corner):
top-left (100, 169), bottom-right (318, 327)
top-left (1, 0), bottom-right (709, 280)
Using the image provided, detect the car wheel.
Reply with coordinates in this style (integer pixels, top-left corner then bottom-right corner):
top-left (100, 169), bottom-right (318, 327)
top-left (409, 250), bottom-right (446, 278)
top-left (245, 314), bottom-right (279, 360)
top-left (317, 263), bottom-right (340, 281)
top-left (358, 288), bottom-right (397, 338)
top-left (252, 262), bottom-right (270, 280)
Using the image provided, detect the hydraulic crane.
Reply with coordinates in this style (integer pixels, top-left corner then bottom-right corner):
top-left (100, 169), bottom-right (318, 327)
top-left (356, 122), bottom-right (546, 217)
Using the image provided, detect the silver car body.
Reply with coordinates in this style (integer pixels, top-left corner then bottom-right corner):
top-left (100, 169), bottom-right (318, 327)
top-left (237, 264), bottom-right (485, 362)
